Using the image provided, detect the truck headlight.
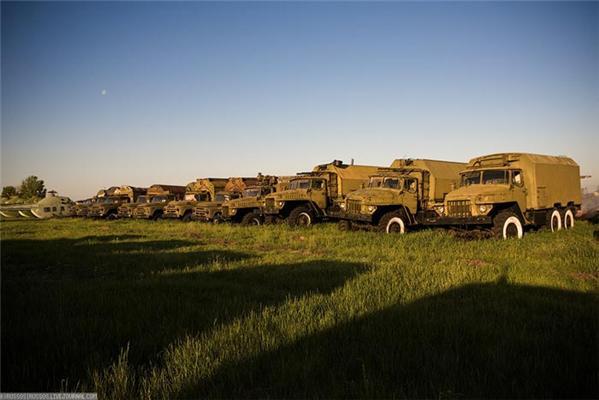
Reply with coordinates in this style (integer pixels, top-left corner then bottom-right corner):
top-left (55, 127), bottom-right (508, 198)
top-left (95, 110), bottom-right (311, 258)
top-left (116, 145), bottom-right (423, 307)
top-left (478, 204), bottom-right (491, 214)
top-left (229, 208), bottom-right (237, 215)
top-left (339, 203), bottom-right (346, 210)
top-left (277, 201), bottom-right (284, 208)
top-left (366, 205), bottom-right (377, 213)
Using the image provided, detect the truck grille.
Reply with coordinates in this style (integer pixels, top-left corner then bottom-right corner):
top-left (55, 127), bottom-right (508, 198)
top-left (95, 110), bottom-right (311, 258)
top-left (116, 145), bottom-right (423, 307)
top-left (133, 208), bottom-right (149, 218)
top-left (118, 208), bottom-right (131, 218)
top-left (163, 206), bottom-right (179, 218)
top-left (447, 200), bottom-right (471, 217)
top-left (347, 200), bottom-right (361, 214)
top-left (194, 208), bottom-right (208, 219)
top-left (221, 205), bottom-right (229, 217)
top-left (265, 198), bottom-right (275, 210)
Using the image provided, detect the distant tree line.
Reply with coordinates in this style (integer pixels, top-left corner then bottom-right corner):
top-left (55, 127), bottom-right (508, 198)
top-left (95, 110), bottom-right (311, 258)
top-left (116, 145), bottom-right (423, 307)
top-left (2, 176), bottom-right (46, 199)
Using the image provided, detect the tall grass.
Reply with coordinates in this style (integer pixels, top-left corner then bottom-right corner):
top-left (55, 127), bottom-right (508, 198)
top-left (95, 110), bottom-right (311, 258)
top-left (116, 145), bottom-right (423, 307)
top-left (1, 219), bottom-right (597, 398)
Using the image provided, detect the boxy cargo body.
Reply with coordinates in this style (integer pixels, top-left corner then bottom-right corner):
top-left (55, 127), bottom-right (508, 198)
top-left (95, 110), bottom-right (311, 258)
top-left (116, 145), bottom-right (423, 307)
top-left (263, 160), bottom-right (384, 226)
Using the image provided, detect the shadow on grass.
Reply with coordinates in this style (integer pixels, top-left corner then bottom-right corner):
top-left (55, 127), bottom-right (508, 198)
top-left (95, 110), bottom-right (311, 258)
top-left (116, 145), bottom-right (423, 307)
top-left (1, 234), bottom-right (369, 393)
top-left (191, 282), bottom-right (598, 399)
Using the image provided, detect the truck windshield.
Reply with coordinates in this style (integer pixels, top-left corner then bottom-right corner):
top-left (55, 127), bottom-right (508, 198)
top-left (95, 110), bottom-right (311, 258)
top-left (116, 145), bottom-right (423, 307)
top-left (243, 188), bottom-right (261, 197)
top-left (289, 179), bottom-right (311, 190)
top-left (382, 178), bottom-right (400, 189)
top-left (368, 177), bottom-right (383, 188)
top-left (151, 196), bottom-right (168, 203)
top-left (482, 170), bottom-right (508, 185)
top-left (137, 196), bottom-right (149, 204)
top-left (215, 193), bottom-right (229, 202)
top-left (461, 172), bottom-right (481, 186)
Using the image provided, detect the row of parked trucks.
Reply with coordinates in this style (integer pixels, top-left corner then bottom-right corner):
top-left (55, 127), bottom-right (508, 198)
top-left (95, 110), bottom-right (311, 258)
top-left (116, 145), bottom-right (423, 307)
top-left (73, 152), bottom-right (583, 239)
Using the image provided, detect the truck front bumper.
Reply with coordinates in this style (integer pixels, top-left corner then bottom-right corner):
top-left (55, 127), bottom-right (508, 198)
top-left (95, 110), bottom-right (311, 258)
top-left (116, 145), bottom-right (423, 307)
top-left (328, 210), bottom-right (373, 223)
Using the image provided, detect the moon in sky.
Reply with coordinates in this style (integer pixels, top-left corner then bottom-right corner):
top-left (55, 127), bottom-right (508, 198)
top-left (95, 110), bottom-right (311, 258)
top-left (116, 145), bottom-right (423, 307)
top-left (101, 89), bottom-right (107, 96)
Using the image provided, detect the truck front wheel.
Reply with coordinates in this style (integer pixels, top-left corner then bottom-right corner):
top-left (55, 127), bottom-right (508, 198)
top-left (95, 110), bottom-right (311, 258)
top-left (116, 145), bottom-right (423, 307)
top-left (288, 206), bottom-right (314, 227)
top-left (493, 210), bottom-right (523, 239)
top-left (241, 211), bottom-right (262, 226)
top-left (181, 212), bottom-right (192, 222)
top-left (379, 211), bottom-right (408, 234)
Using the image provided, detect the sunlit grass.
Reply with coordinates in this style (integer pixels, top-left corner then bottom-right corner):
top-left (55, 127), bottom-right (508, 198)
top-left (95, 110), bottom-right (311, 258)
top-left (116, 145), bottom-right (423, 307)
top-left (2, 219), bottom-right (597, 399)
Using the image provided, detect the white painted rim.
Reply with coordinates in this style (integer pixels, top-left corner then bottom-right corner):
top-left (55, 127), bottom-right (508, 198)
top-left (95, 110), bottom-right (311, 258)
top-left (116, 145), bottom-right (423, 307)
top-left (250, 217), bottom-right (261, 225)
top-left (550, 209), bottom-right (562, 232)
top-left (298, 212), bottom-right (312, 225)
top-left (502, 216), bottom-right (523, 239)
top-left (564, 209), bottom-right (574, 229)
top-left (386, 216), bottom-right (406, 234)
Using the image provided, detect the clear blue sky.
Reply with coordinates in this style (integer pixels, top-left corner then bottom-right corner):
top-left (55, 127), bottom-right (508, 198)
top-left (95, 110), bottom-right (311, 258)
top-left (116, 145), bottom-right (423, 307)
top-left (2, 1), bottom-right (598, 200)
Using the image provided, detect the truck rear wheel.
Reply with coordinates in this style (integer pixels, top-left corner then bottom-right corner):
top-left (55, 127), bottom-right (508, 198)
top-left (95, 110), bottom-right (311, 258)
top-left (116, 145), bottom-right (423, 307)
top-left (338, 220), bottom-right (351, 231)
top-left (563, 208), bottom-right (575, 230)
top-left (182, 212), bottom-right (192, 222)
top-left (379, 211), bottom-right (408, 234)
top-left (241, 211), bottom-right (262, 226)
top-left (288, 206), bottom-right (314, 227)
top-left (546, 208), bottom-right (562, 232)
top-left (493, 210), bottom-right (523, 239)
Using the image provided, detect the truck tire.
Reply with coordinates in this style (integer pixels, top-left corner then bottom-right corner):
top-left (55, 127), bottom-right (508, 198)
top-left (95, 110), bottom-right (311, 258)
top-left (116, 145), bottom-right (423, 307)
top-left (288, 206), bottom-right (314, 227)
top-left (379, 211), bottom-right (408, 234)
top-left (338, 220), bottom-right (351, 231)
top-left (213, 213), bottom-right (223, 224)
top-left (151, 211), bottom-right (163, 221)
top-left (241, 211), bottom-right (262, 226)
top-left (106, 211), bottom-right (118, 220)
top-left (493, 210), bottom-right (523, 239)
top-left (182, 212), bottom-right (192, 222)
top-left (546, 208), bottom-right (562, 232)
top-left (563, 207), bottom-right (575, 230)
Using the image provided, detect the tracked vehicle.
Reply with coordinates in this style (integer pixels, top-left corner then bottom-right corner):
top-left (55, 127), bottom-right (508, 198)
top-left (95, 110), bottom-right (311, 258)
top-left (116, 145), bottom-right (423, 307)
top-left (163, 178), bottom-right (229, 221)
top-left (132, 184), bottom-right (186, 220)
top-left (192, 177), bottom-right (260, 223)
top-left (88, 186), bottom-right (146, 219)
top-left (221, 175), bottom-right (292, 225)
top-left (335, 159), bottom-right (466, 232)
top-left (263, 160), bottom-right (383, 226)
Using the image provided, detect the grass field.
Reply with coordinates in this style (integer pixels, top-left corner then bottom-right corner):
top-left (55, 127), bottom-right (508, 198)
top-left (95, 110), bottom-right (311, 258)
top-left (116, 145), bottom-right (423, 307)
top-left (1, 219), bottom-right (598, 399)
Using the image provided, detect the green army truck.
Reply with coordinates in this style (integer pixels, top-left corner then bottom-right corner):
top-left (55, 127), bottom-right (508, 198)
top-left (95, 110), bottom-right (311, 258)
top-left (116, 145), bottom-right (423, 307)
top-left (75, 187), bottom-right (117, 217)
top-left (335, 159), bottom-right (466, 232)
top-left (117, 193), bottom-right (151, 218)
top-left (163, 178), bottom-right (229, 221)
top-left (263, 160), bottom-right (383, 226)
top-left (192, 177), bottom-right (260, 223)
top-left (440, 153), bottom-right (582, 239)
top-left (221, 175), bottom-right (292, 225)
top-left (88, 185), bottom-right (146, 219)
top-left (132, 184), bottom-right (186, 220)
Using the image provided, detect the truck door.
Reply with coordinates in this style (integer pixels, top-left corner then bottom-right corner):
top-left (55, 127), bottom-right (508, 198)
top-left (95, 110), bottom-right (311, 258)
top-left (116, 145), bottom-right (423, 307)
top-left (510, 170), bottom-right (527, 212)
top-left (327, 172), bottom-right (339, 198)
top-left (310, 179), bottom-right (328, 210)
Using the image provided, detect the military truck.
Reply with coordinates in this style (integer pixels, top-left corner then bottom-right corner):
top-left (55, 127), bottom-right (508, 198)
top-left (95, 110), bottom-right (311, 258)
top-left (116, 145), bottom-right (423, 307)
top-left (221, 175), bottom-right (292, 225)
top-left (335, 159), bottom-right (466, 232)
top-left (88, 185), bottom-right (146, 219)
top-left (440, 153), bottom-right (582, 239)
top-left (263, 160), bottom-right (383, 226)
top-left (75, 187), bottom-right (117, 217)
top-left (132, 184), bottom-right (186, 220)
top-left (192, 177), bottom-right (260, 222)
top-left (117, 193), bottom-right (151, 218)
top-left (163, 178), bottom-right (229, 221)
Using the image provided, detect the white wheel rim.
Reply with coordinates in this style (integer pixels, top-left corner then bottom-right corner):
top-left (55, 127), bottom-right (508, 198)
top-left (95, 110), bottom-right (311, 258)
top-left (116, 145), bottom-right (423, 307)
top-left (502, 216), bottom-right (523, 239)
top-left (298, 212), bottom-right (311, 225)
top-left (550, 210), bottom-right (562, 232)
top-left (564, 209), bottom-right (574, 229)
top-left (252, 217), bottom-right (261, 225)
top-left (386, 217), bottom-right (405, 234)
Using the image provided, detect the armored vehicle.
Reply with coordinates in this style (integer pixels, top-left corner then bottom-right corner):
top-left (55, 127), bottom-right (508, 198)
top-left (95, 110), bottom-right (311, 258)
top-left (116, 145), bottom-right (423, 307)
top-left (88, 185), bottom-right (146, 219)
top-left (440, 153), bottom-right (582, 239)
top-left (163, 178), bottom-right (229, 221)
top-left (132, 184), bottom-right (186, 220)
top-left (221, 175), bottom-right (292, 225)
top-left (335, 159), bottom-right (466, 232)
top-left (192, 177), bottom-right (260, 222)
top-left (263, 160), bottom-right (383, 226)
